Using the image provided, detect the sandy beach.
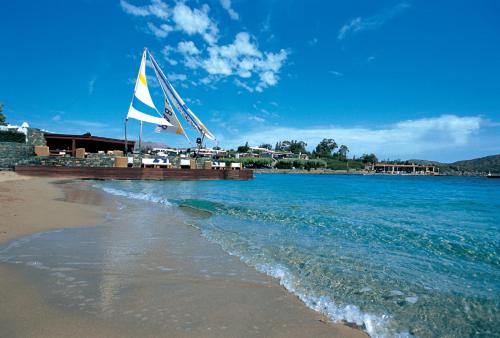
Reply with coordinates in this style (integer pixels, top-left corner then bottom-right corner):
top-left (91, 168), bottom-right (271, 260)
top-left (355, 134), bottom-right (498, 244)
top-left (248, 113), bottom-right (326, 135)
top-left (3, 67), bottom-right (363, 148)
top-left (0, 172), bottom-right (366, 338)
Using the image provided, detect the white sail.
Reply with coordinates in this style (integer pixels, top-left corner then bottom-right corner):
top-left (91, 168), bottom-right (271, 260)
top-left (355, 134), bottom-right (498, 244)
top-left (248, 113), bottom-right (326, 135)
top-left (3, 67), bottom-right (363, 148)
top-left (127, 106), bottom-right (172, 125)
top-left (148, 52), bottom-right (215, 140)
top-left (134, 50), bottom-right (156, 109)
top-left (126, 50), bottom-right (172, 127)
top-left (155, 99), bottom-right (189, 140)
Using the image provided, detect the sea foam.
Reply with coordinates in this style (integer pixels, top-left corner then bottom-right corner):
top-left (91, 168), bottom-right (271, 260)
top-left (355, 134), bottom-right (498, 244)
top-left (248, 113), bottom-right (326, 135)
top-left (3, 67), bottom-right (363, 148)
top-left (98, 186), bottom-right (172, 206)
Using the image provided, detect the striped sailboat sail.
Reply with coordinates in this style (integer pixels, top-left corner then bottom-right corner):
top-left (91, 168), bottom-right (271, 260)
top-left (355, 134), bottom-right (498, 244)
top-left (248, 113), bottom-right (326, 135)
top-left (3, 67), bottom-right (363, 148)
top-left (126, 50), bottom-right (173, 127)
top-left (154, 98), bottom-right (189, 141)
top-left (148, 52), bottom-right (215, 140)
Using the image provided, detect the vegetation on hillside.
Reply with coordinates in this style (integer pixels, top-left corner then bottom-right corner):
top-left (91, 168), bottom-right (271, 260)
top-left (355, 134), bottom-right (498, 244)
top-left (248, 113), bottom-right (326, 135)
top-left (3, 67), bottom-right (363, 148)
top-left (233, 138), bottom-right (372, 170)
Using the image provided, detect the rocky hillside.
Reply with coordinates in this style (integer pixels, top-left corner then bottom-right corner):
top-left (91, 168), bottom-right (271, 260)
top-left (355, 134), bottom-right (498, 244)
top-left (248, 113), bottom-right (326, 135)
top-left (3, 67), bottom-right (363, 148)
top-left (411, 155), bottom-right (500, 175)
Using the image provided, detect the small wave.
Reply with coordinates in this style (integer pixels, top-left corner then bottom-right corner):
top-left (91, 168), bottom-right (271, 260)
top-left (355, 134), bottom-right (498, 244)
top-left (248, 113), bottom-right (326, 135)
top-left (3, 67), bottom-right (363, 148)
top-left (97, 186), bottom-right (172, 206)
top-left (200, 232), bottom-right (409, 338)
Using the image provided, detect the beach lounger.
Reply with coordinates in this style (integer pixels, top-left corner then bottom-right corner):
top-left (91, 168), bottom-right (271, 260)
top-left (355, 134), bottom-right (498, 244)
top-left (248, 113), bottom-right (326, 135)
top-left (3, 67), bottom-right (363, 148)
top-left (231, 162), bottom-right (242, 170)
top-left (142, 158), bottom-right (155, 168)
top-left (152, 158), bottom-right (170, 167)
top-left (180, 159), bottom-right (191, 169)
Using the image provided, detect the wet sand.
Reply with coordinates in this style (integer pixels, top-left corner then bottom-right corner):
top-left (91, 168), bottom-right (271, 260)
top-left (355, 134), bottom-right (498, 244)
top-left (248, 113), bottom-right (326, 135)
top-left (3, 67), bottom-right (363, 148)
top-left (0, 172), bottom-right (366, 337)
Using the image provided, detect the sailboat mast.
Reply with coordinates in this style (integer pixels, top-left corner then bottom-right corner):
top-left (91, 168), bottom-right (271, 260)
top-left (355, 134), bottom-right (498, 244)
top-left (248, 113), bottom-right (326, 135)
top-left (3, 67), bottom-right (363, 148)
top-left (126, 48), bottom-right (148, 155)
top-left (139, 120), bottom-right (143, 152)
top-left (124, 119), bottom-right (128, 154)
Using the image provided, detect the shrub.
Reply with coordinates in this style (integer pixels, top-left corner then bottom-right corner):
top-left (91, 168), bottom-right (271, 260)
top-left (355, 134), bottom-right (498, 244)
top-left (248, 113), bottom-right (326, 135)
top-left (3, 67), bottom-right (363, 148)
top-left (326, 159), bottom-right (365, 170)
top-left (0, 130), bottom-right (25, 143)
top-left (304, 159), bottom-right (326, 170)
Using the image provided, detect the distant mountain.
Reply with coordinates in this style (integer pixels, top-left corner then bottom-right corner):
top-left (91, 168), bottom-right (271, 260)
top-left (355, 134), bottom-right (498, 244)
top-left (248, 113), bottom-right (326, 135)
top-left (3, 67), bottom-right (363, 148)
top-left (134, 141), bottom-right (169, 151)
top-left (450, 154), bottom-right (500, 174)
top-left (410, 155), bottom-right (500, 175)
top-left (408, 159), bottom-right (445, 166)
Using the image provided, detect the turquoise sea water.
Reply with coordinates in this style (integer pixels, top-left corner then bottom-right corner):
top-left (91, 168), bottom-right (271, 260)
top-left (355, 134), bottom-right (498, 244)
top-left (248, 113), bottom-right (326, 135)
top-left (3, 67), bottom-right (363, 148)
top-left (96, 174), bottom-right (500, 337)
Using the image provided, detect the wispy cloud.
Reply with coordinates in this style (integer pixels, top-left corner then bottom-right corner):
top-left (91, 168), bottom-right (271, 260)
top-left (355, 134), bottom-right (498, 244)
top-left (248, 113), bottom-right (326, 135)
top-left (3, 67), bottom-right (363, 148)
top-left (308, 37), bottom-right (318, 46)
top-left (226, 115), bottom-right (482, 160)
top-left (88, 76), bottom-right (98, 95)
top-left (329, 70), bottom-right (343, 77)
top-left (65, 119), bottom-right (108, 128)
top-left (220, 0), bottom-right (239, 20)
top-left (120, 0), bottom-right (169, 19)
top-left (338, 2), bottom-right (410, 40)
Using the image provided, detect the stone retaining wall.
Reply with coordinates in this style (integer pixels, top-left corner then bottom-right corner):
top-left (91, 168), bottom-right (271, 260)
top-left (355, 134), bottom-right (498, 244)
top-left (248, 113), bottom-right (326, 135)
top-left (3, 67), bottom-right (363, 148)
top-left (0, 142), bottom-right (34, 169)
top-left (18, 153), bottom-right (118, 167)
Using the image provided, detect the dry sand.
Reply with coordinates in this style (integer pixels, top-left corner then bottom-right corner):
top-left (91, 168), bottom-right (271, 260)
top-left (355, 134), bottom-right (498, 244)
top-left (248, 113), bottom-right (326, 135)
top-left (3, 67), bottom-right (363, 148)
top-left (0, 172), bottom-right (367, 338)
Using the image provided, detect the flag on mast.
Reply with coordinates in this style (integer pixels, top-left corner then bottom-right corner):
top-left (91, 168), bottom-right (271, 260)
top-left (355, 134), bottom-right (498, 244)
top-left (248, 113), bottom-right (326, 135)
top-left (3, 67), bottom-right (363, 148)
top-left (155, 98), bottom-right (189, 142)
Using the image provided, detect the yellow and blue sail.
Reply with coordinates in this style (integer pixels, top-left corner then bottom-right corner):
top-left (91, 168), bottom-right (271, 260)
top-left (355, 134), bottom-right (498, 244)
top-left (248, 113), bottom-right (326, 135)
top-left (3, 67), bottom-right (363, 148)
top-left (126, 50), bottom-right (173, 127)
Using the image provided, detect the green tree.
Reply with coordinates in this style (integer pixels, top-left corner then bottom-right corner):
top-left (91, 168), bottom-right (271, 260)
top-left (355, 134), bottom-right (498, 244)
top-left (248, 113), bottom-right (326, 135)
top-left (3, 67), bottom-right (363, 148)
top-left (314, 138), bottom-right (337, 158)
top-left (280, 140), bottom-right (307, 154)
top-left (237, 141), bottom-right (250, 153)
top-left (289, 140), bottom-right (307, 154)
top-left (360, 153), bottom-right (378, 164)
top-left (259, 143), bottom-right (272, 150)
top-left (338, 145), bottom-right (349, 160)
top-left (0, 103), bottom-right (6, 126)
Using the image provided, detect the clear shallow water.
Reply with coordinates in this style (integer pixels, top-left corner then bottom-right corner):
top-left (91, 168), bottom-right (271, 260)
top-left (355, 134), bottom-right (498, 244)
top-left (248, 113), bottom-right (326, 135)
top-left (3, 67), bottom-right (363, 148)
top-left (95, 174), bottom-right (500, 337)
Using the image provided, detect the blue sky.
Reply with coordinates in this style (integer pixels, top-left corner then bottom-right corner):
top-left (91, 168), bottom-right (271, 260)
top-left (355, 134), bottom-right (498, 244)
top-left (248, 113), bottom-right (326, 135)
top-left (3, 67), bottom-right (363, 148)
top-left (1, 0), bottom-right (499, 162)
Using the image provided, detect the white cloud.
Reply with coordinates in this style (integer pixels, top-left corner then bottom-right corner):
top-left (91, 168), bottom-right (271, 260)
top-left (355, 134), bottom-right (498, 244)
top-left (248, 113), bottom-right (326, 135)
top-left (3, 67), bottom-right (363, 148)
top-left (329, 70), bottom-right (343, 77)
top-left (172, 3), bottom-right (218, 44)
top-left (120, 0), bottom-right (169, 19)
top-left (121, 1), bottom-right (288, 92)
top-left (248, 115), bottom-right (265, 123)
top-left (51, 114), bottom-right (62, 122)
top-left (167, 73), bottom-right (187, 81)
top-left (220, 0), bottom-right (239, 20)
top-left (308, 37), bottom-right (318, 46)
top-left (338, 2), bottom-right (410, 40)
top-left (180, 33), bottom-right (287, 91)
top-left (147, 22), bottom-right (172, 38)
top-left (121, 1), bottom-right (218, 44)
top-left (227, 115), bottom-right (482, 159)
top-left (177, 41), bottom-right (200, 55)
top-left (234, 78), bottom-right (254, 92)
top-left (88, 76), bottom-right (97, 95)
top-left (65, 120), bottom-right (108, 128)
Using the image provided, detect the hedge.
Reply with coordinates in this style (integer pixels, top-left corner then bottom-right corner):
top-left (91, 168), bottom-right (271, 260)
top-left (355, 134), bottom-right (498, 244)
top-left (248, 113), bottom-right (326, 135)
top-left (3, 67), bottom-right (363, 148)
top-left (0, 130), bottom-right (25, 143)
top-left (326, 159), bottom-right (365, 170)
top-left (275, 159), bottom-right (326, 170)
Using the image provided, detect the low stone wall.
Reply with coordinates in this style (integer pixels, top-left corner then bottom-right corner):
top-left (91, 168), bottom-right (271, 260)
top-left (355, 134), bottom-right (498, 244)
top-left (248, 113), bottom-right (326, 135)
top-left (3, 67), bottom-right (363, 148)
top-left (0, 142), bottom-right (34, 169)
top-left (18, 153), bottom-right (118, 167)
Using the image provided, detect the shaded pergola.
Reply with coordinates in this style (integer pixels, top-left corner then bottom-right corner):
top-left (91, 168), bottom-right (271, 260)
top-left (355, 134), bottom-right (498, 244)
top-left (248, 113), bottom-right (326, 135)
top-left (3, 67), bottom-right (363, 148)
top-left (44, 133), bottom-right (135, 156)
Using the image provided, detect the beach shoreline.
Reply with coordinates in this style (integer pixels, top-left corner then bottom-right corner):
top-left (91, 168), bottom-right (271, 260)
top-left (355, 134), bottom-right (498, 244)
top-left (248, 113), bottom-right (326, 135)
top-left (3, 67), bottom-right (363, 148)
top-left (0, 172), bottom-right (367, 337)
